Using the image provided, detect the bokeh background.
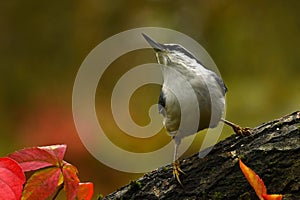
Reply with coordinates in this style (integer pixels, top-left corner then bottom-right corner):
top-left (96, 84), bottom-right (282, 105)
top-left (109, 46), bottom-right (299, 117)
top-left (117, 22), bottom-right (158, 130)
top-left (1, 0), bottom-right (299, 198)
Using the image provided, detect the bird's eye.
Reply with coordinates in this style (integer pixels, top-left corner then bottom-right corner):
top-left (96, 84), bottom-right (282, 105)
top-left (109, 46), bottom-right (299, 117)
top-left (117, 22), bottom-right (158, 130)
top-left (162, 56), bottom-right (171, 65)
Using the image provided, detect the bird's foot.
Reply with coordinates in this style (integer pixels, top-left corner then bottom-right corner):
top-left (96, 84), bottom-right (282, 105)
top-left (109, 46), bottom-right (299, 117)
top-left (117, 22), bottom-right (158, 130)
top-left (173, 160), bottom-right (185, 186)
top-left (232, 125), bottom-right (251, 136)
top-left (221, 119), bottom-right (252, 136)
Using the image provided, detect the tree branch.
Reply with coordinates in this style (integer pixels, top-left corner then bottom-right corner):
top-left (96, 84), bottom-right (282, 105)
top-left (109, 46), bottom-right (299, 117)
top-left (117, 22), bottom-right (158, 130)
top-left (104, 111), bottom-right (300, 200)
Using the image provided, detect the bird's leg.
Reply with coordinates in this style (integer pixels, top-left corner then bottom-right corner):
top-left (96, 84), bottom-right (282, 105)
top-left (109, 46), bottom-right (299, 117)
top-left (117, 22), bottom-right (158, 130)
top-left (172, 137), bottom-right (185, 186)
top-left (221, 118), bottom-right (251, 136)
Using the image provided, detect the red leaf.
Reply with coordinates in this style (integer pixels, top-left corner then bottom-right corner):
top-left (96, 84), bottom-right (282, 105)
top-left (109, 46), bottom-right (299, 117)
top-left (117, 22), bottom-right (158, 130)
top-left (9, 147), bottom-right (57, 171)
top-left (62, 163), bottom-right (80, 200)
top-left (22, 167), bottom-right (61, 200)
top-left (239, 159), bottom-right (267, 200)
top-left (0, 157), bottom-right (25, 200)
top-left (262, 194), bottom-right (283, 200)
top-left (8, 144), bottom-right (67, 172)
top-left (39, 144), bottom-right (66, 162)
top-left (77, 182), bottom-right (94, 200)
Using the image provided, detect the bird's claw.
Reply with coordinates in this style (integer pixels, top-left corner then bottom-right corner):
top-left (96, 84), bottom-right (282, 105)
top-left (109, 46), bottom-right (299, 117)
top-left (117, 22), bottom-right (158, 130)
top-left (173, 160), bottom-right (185, 186)
top-left (221, 119), bottom-right (252, 136)
top-left (232, 126), bottom-right (252, 136)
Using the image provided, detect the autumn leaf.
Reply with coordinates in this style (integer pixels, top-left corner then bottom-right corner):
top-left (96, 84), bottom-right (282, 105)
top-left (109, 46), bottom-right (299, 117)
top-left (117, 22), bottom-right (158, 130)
top-left (39, 144), bottom-right (67, 162)
top-left (239, 159), bottom-right (266, 199)
top-left (4, 144), bottom-right (94, 200)
top-left (262, 194), bottom-right (283, 200)
top-left (8, 144), bottom-right (67, 172)
top-left (77, 182), bottom-right (94, 200)
top-left (22, 166), bottom-right (61, 200)
top-left (9, 148), bottom-right (56, 171)
top-left (239, 159), bottom-right (282, 200)
top-left (0, 157), bottom-right (25, 200)
top-left (62, 163), bottom-right (80, 200)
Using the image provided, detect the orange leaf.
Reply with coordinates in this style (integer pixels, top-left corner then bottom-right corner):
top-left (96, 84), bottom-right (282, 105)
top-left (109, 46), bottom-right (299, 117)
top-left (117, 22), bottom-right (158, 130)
top-left (239, 159), bottom-right (283, 200)
top-left (62, 163), bottom-right (80, 200)
top-left (77, 182), bottom-right (94, 200)
top-left (262, 194), bottom-right (282, 200)
top-left (239, 159), bottom-right (267, 200)
top-left (22, 167), bottom-right (61, 200)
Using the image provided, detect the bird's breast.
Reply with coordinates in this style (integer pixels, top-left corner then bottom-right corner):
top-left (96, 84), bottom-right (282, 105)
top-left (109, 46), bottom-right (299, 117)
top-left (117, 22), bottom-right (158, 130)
top-left (160, 68), bottom-right (225, 138)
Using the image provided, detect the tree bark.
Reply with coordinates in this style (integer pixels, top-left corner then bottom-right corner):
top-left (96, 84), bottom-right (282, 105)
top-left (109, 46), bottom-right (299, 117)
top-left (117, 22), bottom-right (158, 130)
top-left (103, 111), bottom-right (300, 200)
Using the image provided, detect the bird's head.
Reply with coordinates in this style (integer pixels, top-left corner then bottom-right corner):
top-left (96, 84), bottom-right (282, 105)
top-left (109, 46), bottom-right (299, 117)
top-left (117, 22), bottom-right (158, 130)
top-left (142, 33), bottom-right (201, 68)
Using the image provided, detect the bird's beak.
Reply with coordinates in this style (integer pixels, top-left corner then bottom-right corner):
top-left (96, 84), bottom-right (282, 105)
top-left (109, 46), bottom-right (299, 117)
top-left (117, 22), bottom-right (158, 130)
top-left (142, 33), bottom-right (165, 52)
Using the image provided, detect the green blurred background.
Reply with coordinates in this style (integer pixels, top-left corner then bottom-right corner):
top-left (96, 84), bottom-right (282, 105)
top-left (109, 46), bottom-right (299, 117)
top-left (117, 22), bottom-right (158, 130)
top-left (1, 0), bottom-right (299, 198)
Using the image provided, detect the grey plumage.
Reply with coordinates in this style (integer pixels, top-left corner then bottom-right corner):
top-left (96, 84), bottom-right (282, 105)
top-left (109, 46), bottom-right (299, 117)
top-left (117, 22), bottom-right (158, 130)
top-left (142, 33), bottom-right (228, 183)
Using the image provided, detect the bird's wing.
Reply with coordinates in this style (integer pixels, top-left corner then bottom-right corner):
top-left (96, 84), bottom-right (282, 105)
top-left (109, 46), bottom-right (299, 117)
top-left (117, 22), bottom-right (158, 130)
top-left (211, 72), bottom-right (228, 95)
top-left (158, 90), bottom-right (166, 116)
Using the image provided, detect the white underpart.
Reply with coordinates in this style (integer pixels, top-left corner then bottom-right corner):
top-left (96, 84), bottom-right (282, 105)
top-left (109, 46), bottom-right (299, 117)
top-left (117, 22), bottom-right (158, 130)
top-left (157, 50), bottom-right (225, 139)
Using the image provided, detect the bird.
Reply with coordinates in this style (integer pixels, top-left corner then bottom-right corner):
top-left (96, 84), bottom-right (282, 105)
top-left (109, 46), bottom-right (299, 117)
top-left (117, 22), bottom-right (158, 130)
top-left (142, 33), bottom-right (251, 185)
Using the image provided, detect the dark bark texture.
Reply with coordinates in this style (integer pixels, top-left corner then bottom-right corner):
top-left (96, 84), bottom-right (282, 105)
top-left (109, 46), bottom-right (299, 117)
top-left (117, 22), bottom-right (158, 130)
top-left (103, 111), bottom-right (300, 200)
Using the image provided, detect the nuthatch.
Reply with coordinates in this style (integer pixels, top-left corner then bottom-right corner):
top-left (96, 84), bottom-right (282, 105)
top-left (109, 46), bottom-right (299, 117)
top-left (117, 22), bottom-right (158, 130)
top-left (142, 33), bottom-right (250, 185)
